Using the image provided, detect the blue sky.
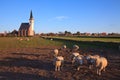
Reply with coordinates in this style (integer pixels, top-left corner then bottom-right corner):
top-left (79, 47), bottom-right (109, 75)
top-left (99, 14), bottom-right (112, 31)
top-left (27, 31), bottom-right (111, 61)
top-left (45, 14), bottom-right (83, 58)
top-left (0, 0), bottom-right (120, 33)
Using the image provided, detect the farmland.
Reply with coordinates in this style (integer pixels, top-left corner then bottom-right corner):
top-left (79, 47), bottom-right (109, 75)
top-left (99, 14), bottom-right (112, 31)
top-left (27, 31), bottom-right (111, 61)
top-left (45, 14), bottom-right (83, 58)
top-left (0, 37), bottom-right (120, 80)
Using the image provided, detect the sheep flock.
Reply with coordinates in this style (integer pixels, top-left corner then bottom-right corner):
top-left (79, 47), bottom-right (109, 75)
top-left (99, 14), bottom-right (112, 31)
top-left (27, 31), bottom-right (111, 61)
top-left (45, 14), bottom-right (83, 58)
top-left (52, 45), bottom-right (108, 76)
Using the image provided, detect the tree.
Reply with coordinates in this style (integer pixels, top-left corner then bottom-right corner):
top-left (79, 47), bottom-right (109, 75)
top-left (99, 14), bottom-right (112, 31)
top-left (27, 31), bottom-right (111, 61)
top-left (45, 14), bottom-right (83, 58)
top-left (64, 31), bottom-right (72, 36)
top-left (76, 31), bottom-right (80, 35)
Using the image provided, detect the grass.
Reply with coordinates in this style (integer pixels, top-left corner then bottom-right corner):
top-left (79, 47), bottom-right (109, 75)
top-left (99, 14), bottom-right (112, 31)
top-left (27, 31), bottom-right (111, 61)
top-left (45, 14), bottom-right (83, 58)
top-left (0, 37), bottom-right (63, 49)
top-left (43, 36), bottom-right (120, 50)
top-left (45, 36), bottom-right (120, 43)
top-left (0, 36), bottom-right (120, 50)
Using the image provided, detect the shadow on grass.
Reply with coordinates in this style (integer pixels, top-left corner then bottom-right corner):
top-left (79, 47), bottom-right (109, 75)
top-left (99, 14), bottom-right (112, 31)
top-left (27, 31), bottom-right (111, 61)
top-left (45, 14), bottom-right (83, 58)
top-left (47, 38), bottom-right (120, 50)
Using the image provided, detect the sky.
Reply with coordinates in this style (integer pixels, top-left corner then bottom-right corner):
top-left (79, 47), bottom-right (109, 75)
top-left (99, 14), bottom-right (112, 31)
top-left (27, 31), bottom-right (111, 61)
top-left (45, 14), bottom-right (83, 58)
top-left (0, 0), bottom-right (120, 33)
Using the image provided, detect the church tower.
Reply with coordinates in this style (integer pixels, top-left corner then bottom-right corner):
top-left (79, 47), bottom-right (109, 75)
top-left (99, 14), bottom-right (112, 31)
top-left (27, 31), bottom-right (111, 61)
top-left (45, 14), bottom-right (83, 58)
top-left (29, 10), bottom-right (34, 36)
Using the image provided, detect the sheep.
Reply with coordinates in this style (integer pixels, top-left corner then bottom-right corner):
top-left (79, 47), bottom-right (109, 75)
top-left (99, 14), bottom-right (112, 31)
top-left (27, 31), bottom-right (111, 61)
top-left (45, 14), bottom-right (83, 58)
top-left (53, 49), bottom-right (59, 57)
top-left (94, 56), bottom-right (108, 75)
top-left (85, 55), bottom-right (95, 69)
top-left (26, 38), bottom-right (30, 41)
top-left (50, 38), bottom-right (53, 41)
top-left (71, 52), bottom-right (80, 64)
top-left (73, 44), bottom-right (79, 51)
top-left (53, 56), bottom-right (64, 71)
top-left (73, 55), bottom-right (84, 71)
top-left (20, 38), bottom-right (23, 41)
top-left (59, 45), bottom-right (67, 51)
top-left (85, 54), bottom-right (100, 69)
top-left (62, 45), bottom-right (67, 49)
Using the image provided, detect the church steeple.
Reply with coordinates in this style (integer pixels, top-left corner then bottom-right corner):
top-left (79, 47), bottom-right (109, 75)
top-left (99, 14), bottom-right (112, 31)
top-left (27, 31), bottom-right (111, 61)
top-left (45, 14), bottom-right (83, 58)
top-left (30, 10), bottom-right (33, 19)
top-left (29, 10), bottom-right (34, 36)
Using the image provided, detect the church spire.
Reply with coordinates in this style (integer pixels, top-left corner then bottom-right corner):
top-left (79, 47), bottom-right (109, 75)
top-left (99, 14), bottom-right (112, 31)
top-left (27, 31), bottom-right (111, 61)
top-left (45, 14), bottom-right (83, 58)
top-left (30, 10), bottom-right (33, 19)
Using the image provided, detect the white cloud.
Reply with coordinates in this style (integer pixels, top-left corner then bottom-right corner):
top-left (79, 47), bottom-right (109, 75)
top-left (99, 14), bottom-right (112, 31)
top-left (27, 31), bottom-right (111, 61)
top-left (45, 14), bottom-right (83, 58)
top-left (48, 16), bottom-right (69, 21)
top-left (55, 16), bottom-right (68, 20)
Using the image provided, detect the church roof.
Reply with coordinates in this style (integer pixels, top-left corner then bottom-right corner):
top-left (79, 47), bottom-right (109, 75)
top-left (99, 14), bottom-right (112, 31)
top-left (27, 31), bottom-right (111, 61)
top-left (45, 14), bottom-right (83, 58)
top-left (19, 23), bottom-right (30, 30)
top-left (30, 10), bottom-right (33, 19)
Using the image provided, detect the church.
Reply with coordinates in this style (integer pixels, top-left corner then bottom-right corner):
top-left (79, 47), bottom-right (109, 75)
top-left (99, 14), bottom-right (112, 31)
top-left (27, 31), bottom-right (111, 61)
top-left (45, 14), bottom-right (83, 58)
top-left (18, 11), bottom-right (34, 36)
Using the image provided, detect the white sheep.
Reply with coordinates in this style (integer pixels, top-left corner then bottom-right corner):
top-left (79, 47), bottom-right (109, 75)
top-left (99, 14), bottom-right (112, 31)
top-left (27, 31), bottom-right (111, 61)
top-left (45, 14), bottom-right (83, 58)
top-left (53, 49), bottom-right (59, 57)
top-left (86, 54), bottom-right (100, 69)
top-left (50, 38), bottom-right (53, 40)
top-left (26, 38), bottom-right (30, 41)
top-left (20, 38), bottom-right (23, 41)
top-left (71, 52), bottom-right (80, 64)
top-left (73, 44), bottom-right (79, 51)
top-left (53, 56), bottom-right (64, 71)
top-left (73, 55), bottom-right (84, 71)
top-left (62, 45), bottom-right (67, 49)
top-left (85, 55), bottom-right (96, 69)
top-left (94, 56), bottom-right (108, 75)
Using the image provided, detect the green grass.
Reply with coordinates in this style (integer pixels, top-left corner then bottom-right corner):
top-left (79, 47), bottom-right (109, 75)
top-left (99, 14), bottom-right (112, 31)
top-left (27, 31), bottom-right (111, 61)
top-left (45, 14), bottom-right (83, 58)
top-left (0, 36), bottom-right (120, 50)
top-left (0, 37), bottom-right (63, 49)
top-left (45, 36), bottom-right (120, 43)
top-left (43, 36), bottom-right (120, 50)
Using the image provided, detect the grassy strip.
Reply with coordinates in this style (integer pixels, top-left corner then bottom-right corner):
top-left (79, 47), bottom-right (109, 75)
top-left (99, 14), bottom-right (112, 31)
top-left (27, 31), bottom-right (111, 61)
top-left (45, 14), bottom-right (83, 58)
top-left (45, 36), bottom-right (120, 43)
top-left (0, 37), bottom-right (119, 50)
top-left (43, 36), bottom-right (120, 50)
top-left (0, 37), bottom-right (63, 49)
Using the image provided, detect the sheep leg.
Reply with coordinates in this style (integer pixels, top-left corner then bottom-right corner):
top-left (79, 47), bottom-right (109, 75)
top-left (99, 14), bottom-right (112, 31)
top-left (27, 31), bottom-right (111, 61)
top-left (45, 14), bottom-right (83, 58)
top-left (72, 59), bottom-right (75, 64)
top-left (97, 69), bottom-right (99, 75)
top-left (89, 65), bottom-right (92, 69)
top-left (96, 68), bottom-right (101, 75)
top-left (97, 66), bottom-right (103, 75)
top-left (98, 66), bottom-right (104, 75)
top-left (55, 65), bottom-right (58, 71)
top-left (98, 69), bottom-right (101, 75)
top-left (103, 67), bottom-right (106, 72)
top-left (58, 66), bottom-right (60, 71)
top-left (77, 66), bottom-right (80, 71)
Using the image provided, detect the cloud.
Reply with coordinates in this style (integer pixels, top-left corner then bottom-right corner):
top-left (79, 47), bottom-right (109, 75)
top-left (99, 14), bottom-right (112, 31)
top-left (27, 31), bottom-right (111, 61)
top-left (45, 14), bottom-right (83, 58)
top-left (55, 16), bottom-right (68, 20)
top-left (48, 16), bottom-right (69, 21)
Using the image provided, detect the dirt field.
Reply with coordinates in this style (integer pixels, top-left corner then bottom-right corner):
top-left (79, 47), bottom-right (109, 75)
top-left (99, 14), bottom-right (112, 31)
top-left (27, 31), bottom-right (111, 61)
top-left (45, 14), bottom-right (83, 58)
top-left (0, 47), bottom-right (120, 80)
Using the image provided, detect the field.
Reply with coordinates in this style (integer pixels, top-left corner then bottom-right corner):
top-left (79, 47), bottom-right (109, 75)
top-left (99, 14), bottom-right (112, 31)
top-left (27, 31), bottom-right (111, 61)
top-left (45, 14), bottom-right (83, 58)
top-left (0, 37), bottom-right (120, 80)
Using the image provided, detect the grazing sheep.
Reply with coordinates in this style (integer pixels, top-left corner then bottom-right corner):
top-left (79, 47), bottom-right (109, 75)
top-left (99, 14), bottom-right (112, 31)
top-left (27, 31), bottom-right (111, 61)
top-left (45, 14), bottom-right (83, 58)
top-left (73, 55), bottom-right (84, 71)
top-left (71, 52), bottom-right (80, 64)
top-left (73, 44), bottom-right (79, 51)
top-left (26, 38), bottom-right (30, 41)
top-left (53, 49), bottom-right (59, 57)
top-left (62, 45), bottom-right (67, 49)
top-left (94, 56), bottom-right (108, 75)
top-left (53, 56), bottom-right (64, 71)
top-left (17, 38), bottom-right (19, 40)
top-left (20, 38), bottom-right (23, 41)
top-left (50, 38), bottom-right (53, 40)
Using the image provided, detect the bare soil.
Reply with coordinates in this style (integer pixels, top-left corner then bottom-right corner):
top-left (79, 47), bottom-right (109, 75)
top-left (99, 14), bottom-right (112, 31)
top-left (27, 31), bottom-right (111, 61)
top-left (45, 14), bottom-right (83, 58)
top-left (0, 47), bottom-right (120, 80)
